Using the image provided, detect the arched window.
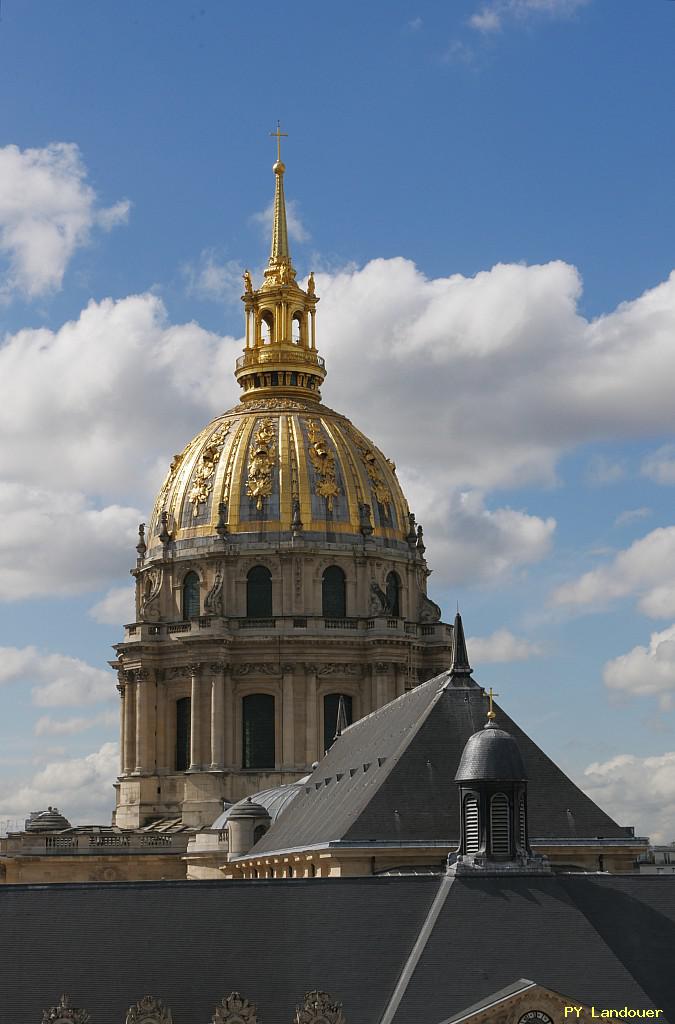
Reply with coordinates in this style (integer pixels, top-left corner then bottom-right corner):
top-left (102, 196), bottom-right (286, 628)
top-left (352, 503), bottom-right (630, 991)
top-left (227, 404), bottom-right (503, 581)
top-left (247, 565), bottom-right (272, 618)
top-left (182, 571), bottom-right (200, 619)
top-left (323, 693), bottom-right (353, 754)
top-left (254, 824), bottom-right (268, 844)
top-left (322, 565), bottom-right (346, 618)
top-left (490, 793), bottom-right (511, 857)
top-left (260, 310), bottom-right (274, 343)
top-left (386, 571), bottom-right (401, 617)
top-left (242, 693), bottom-right (275, 769)
top-left (175, 697), bottom-right (191, 771)
top-left (292, 312), bottom-right (303, 344)
top-left (463, 795), bottom-right (479, 854)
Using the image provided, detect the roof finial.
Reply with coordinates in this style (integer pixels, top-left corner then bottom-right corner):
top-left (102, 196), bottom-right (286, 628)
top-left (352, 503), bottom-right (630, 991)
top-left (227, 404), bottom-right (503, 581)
top-left (268, 121), bottom-right (290, 266)
top-left (483, 686), bottom-right (499, 723)
top-left (450, 609), bottom-right (472, 675)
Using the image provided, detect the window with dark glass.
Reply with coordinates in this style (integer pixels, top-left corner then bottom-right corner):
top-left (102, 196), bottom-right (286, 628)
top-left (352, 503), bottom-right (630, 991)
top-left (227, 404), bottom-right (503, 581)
top-left (242, 693), bottom-right (275, 769)
top-left (254, 824), bottom-right (268, 844)
top-left (182, 571), bottom-right (200, 619)
top-left (322, 565), bottom-right (346, 618)
top-left (246, 565), bottom-right (272, 617)
top-left (323, 693), bottom-right (353, 754)
top-left (386, 571), bottom-right (401, 617)
top-left (175, 697), bottom-right (191, 771)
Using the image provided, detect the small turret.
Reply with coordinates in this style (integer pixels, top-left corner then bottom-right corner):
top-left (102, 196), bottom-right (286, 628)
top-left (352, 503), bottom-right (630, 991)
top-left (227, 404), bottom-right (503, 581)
top-left (449, 671), bottom-right (550, 875)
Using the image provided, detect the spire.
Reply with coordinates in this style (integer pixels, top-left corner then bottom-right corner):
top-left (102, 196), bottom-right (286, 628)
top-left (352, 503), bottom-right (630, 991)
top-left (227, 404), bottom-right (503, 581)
top-left (451, 610), bottom-right (472, 675)
top-left (269, 122), bottom-right (290, 266)
top-left (333, 694), bottom-right (349, 743)
top-left (235, 130), bottom-right (326, 403)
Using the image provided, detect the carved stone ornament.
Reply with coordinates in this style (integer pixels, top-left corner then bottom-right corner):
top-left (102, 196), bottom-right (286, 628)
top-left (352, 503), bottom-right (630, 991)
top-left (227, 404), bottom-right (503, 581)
top-left (318, 663), bottom-right (359, 675)
top-left (42, 994), bottom-right (91, 1024)
top-left (369, 580), bottom-right (390, 615)
top-left (418, 593), bottom-right (441, 623)
top-left (204, 563), bottom-right (224, 616)
top-left (306, 419), bottom-right (340, 511)
top-left (246, 417), bottom-right (277, 510)
top-left (125, 995), bottom-right (173, 1024)
top-left (233, 663), bottom-right (279, 676)
top-left (235, 397), bottom-right (309, 412)
top-left (212, 991), bottom-right (258, 1024)
top-left (139, 568), bottom-right (162, 622)
top-left (188, 422), bottom-right (231, 517)
top-left (294, 990), bottom-right (346, 1024)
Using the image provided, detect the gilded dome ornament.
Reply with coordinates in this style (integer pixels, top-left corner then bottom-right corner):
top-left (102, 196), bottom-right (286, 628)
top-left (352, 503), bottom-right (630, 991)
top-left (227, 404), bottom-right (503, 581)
top-left (42, 995), bottom-right (91, 1024)
top-left (306, 419), bottom-right (340, 510)
top-left (246, 418), bottom-right (277, 510)
top-left (188, 422), bottom-right (231, 516)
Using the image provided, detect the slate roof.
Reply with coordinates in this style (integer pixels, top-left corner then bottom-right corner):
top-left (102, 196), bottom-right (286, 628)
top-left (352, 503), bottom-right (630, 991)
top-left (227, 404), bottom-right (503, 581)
top-left (396, 875), bottom-right (672, 1023)
top-left (250, 670), bottom-right (633, 856)
top-left (1, 875), bottom-right (674, 1024)
top-left (455, 721), bottom-right (527, 782)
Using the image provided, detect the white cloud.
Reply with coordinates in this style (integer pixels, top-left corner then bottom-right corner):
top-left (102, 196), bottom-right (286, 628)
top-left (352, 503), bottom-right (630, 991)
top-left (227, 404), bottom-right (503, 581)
top-left (603, 625), bottom-right (675, 710)
top-left (408, 487), bottom-right (555, 586)
top-left (0, 645), bottom-right (114, 707)
top-left (551, 526), bottom-right (675, 618)
top-left (469, 0), bottom-right (590, 33)
top-left (642, 444), bottom-right (675, 486)
top-left (468, 628), bottom-right (543, 663)
top-left (0, 742), bottom-right (118, 825)
top-left (251, 198), bottom-right (309, 244)
top-left (34, 709), bottom-right (118, 737)
top-left (582, 752), bottom-right (675, 844)
top-left (0, 294), bottom-right (236, 600)
top-left (183, 249), bottom-right (243, 303)
top-left (615, 507), bottom-right (651, 528)
top-left (89, 585), bottom-right (135, 626)
top-left (0, 482), bottom-right (140, 600)
top-left (0, 142), bottom-right (129, 301)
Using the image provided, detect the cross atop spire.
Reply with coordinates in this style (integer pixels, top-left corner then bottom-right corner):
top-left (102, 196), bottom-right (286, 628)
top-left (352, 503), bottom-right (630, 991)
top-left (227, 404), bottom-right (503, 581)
top-left (270, 120), bottom-right (288, 164)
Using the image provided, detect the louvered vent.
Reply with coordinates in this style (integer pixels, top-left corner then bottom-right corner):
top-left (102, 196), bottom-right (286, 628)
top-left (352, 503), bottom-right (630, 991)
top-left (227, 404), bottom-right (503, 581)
top-left (490, 793), bottom-right (510, 856)
top-left (464, 797), bottom-right (479, 854)
top-left (519, 798), bottom-right (526, 849)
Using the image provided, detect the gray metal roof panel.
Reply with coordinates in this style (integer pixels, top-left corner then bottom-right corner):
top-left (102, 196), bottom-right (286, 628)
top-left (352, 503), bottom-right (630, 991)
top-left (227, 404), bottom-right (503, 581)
top-left (394, 875), bottom-right (665, 1024)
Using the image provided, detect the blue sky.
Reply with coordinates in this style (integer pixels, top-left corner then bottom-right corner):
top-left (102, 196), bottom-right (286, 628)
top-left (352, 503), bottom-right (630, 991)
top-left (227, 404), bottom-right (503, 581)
top-left (1, 0), bottom-right (674, 838)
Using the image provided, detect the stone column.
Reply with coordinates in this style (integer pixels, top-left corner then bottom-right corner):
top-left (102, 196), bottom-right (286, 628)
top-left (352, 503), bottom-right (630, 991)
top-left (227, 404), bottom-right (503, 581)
top-left (305, 664), bottom-right (318, 766)
top-left (281, 664), bottom-right (295, 770)
top-left (210, 663), bottom-right (225, 770)
top-left (156, 677), bottom-right (167, 772)
top-left (135, 669), bottom-right (152, 773)
top-left (224, 667), bottom-right (234, 770)
top-left (117, 676), bottom-right (125, 776)
top-left (189, 663), bottom-right (202, 771)
top-left (123, 673), bottom-right (135, 774)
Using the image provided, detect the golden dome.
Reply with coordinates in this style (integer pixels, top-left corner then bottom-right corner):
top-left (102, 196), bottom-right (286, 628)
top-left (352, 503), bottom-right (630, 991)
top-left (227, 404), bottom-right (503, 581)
top-left (146, 143), bottom-right (413, 556)
top-left (147, 398), bottom-right (411, 556)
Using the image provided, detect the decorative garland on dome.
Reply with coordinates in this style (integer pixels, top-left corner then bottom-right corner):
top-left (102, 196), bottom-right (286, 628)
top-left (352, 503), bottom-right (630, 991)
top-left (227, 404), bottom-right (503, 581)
top-left (306, 419), bottom-right (341, 511)
top-left (246, 418), bottom-right (277, 511)
top-left (188, 422), bottom-right (231, 517)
